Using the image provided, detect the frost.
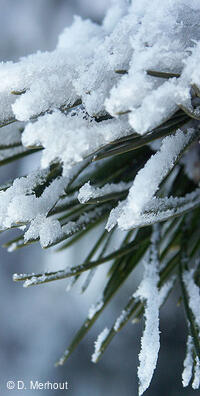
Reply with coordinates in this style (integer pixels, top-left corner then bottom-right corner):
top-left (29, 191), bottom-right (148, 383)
top-left (91, 328), bottom-right (109, 363)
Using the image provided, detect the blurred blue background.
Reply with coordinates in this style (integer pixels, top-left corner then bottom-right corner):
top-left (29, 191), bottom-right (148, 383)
top-left (0, 1), bottom-right (197, 395)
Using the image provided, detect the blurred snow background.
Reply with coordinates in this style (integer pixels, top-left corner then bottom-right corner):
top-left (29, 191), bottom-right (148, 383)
top-left (0, 1), bottom-right (197, 395)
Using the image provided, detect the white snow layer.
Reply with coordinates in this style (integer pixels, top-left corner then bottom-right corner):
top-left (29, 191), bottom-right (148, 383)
top-left (0, 2), bottom-right (199, 394)
top-left (0, 0), bottom-right (200, 128)
top-left (22, 111), bottom-right (132, 175)
top-left (0, 0), bottom-right (200, 241)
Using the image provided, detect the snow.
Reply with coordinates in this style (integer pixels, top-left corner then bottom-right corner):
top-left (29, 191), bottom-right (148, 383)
top-left (56, 350), bottom-right (69, 367)
top-left (23, 275), bottom-right (46, 288)
top-left (0, 174), bottom-right (67, 230)
top-left (0, 122), bottom-right (22, 147)
top-left (0, 16), bottom-right (103, 121)
top-left (105, 1), bottom-right (200, 132)
top-left (22, 110), bottom-right (132, 175)
top-left (121, 188), bottom-right (200, 228)
top-left (182, 335), bottom-right (193, 387)
top-left (192, 357), bottom-right (200, 389)
top-left (0, 1), bottom-right (200, 242)
top-left (24, 215), bottom-right (63, 248)
top-left (1, 0), bottom-right (200, 129)
top-left (182, 336), bottom-right (200, 390)
top-left (183, 268), bottom-right (200, 329)
top-left (91, 327), bottom-right (109, 363)
top-left (182, 266), bottom-right (200, 390)
top-left (114, 310), bottom-right (127, 332)
top-left (0, 165), bottom-right (85, 247)
top-left (78, 181), bottom-right (131, 203)
top-left (158, 277), bottom-right (176, 307)
top-left (134, 226), bottom-right (160, 395)
top-left (107, 129), bottom-right (194, 231)
top-left (88, 300), bottom-right (104, 320)
top-left (113, 277), bottom-right (175, 332)
top-left (0, 2), bottom-right (200, 393)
